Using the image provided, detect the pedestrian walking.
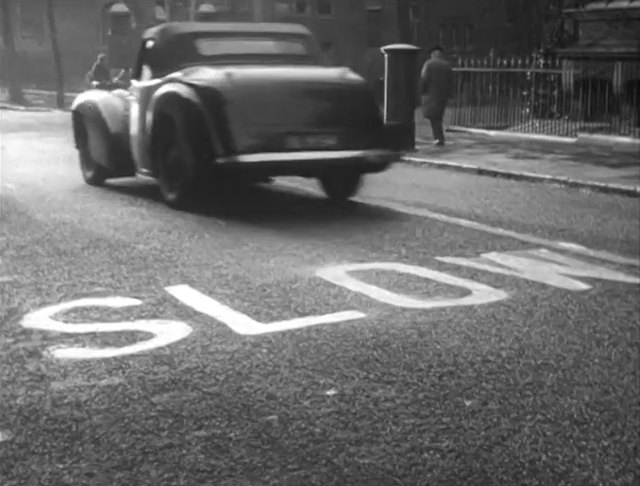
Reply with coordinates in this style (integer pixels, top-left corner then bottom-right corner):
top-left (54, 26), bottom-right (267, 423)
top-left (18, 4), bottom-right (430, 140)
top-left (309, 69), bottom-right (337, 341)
top-left (419, 45), bottom-right (453, 146)
top-left (86, 53), bottom-right (111, 86)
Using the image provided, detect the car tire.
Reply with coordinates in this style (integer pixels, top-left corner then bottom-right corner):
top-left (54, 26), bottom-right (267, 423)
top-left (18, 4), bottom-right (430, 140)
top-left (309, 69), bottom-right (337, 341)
top-left (78, 119), bottom-right (111, 186)
top-left (319, 172), bottom-right (363, 202)
top-left (158, 124), bottom-right (199, 210)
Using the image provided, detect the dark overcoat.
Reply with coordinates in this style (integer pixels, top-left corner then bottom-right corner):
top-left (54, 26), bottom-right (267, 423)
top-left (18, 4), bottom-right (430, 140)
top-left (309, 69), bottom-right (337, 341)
top-left (420, 57), bottom-right (454, 119)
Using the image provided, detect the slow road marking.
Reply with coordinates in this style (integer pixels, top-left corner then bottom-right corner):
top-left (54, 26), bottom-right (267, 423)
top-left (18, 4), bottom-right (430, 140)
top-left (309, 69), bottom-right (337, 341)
top-left (18, 248), bottom-right (639, 360)
top-left (437, 248), bottom-right (640, 291)
top-left (315, 261), bottom-right (508, 308)
top-left (166, 284), bottom-right (366, 335)
top-left (20, 297), bottom-right (193, 359)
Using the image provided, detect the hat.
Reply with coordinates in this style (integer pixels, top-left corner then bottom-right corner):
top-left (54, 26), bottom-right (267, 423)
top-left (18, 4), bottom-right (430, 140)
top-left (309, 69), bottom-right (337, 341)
top-left (429, 45), bottom-right (444, 54)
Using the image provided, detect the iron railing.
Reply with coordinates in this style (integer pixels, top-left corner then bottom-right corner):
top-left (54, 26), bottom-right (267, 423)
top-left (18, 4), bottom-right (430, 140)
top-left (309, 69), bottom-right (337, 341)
top-left (448, 54), bottom-right (640, 138)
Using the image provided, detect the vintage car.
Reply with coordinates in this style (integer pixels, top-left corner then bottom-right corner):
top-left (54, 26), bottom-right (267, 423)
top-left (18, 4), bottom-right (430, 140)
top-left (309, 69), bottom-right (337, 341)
top-left (71, 22), bottom-right (400, 209)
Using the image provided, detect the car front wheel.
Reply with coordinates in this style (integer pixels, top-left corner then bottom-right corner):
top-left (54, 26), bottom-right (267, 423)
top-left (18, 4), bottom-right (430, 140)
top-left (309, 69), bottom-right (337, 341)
top-left (79, 120), bottom-right (110, 186)
top-left (319, 172), bottom-right (363, 202)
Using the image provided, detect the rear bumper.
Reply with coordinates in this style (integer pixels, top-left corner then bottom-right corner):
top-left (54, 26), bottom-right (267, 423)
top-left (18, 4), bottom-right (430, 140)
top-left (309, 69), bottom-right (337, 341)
top-left (215, 149), bottom-right (399, 177)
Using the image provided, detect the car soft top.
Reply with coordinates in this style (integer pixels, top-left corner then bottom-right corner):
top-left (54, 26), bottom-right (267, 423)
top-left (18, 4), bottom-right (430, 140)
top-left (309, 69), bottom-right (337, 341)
top-left (142, 21), bottom-right (312, 43)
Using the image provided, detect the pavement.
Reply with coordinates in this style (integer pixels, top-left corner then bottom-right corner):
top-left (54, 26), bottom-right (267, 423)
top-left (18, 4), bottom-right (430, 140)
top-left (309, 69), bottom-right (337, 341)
top-left (414, 113), bottom-right (640, 196)
top-left (1, 109), bottom-right (639, 485)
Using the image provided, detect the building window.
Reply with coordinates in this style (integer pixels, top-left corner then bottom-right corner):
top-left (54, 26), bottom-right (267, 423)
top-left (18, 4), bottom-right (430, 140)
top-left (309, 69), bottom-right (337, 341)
top-left (295, 0), bottom-right (311, 14)
top-left (317, 0), bottom-right (332, 16)
top-left (210, 0), bottom-right (231, 11)
top-left (154, 0), bottom-right (168, 22)
top-left (438, 25), bottom-right (446, 46)
top-left (320, 41), bottom-right (333, 64)
top-left (231, 0), bottom-right (251, 14)
top-left (505, 0), bottom-right (519, 24)
top-left (274, 0), bottom-right (292, 15)
top-left (464, 24), bottom-right (474, 49)
top-left (409, 2), bottom-right (421, 44)
top-left (17, 1), bottom-right (45, 43)
top-left (364, 0), bottom-right (383, 8)
top-left (275, 0), bottom-right (311, 15)
top-left (451, 25), bottom-right (459, 49)
top-left (365, 8), bottom-right (382, 47)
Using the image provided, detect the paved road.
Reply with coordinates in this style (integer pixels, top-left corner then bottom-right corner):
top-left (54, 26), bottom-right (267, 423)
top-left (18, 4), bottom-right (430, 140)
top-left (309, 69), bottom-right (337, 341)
top-left (1, 111), bottom-right (639, 486)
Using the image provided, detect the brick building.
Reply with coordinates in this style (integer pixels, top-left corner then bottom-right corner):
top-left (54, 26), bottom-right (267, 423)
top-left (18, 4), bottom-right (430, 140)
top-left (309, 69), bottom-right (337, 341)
top-left (1, 0), bottom-right (549, 91)
top-left (553, 0), bottom-right (640, 125)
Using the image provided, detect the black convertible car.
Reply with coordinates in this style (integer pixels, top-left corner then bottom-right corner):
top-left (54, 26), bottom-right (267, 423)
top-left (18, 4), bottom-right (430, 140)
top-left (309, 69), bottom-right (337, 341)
top-left (71, 22), bottom-right (400, 209)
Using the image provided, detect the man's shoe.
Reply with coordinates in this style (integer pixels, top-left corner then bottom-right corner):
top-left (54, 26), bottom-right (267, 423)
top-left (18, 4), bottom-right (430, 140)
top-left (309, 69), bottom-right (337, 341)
top-left (433, 140), bottom-right (445, 146)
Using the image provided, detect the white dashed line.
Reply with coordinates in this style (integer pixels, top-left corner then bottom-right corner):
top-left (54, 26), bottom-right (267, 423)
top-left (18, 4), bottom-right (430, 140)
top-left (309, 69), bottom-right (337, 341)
top-left (277, 181), bottom-right (640, 268)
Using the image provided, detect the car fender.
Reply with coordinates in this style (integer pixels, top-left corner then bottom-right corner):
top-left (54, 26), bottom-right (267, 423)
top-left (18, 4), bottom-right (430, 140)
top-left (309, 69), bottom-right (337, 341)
top-left (148, 82), bottom-right (223, 161)
top-left (71, 89), bottom-right (134, 176)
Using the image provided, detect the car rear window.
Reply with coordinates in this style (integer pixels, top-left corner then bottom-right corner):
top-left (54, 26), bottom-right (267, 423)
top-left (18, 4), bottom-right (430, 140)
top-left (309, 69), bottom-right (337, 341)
top-left (194, 36), bottom-right (311, 58)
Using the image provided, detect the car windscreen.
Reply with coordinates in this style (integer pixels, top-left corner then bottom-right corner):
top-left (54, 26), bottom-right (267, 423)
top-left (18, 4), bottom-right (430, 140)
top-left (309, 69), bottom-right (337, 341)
top-left (148, 32), bottom-right (320, 77)
top-left (194, 36), bottom-right (312, 58)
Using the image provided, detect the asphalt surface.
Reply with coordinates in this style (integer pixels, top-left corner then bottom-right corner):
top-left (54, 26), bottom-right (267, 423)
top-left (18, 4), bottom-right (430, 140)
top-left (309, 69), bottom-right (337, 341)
top-left (1, 110), bottom-right (639, 486)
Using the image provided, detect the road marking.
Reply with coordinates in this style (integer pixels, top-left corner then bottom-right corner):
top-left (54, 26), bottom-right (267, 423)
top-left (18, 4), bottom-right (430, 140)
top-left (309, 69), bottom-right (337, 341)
top-left (166, 284), bottom-right (365, 335)
top-left (316, 262), bottom-right (509, 309)
top-left (20, 297), bottom-right (193, 359)
top-left (438, 248), bottom-right (640, 291)
top-left (0, 430), bottom-right (14, 443)
top-left (276, 181), bottom-right (639, 268)
top-left (0, 183), bottom-right (16, 193)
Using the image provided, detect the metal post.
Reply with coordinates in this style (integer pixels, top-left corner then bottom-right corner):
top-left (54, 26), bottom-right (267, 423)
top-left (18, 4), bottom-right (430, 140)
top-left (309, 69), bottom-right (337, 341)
top-left (381, 43), bottom-right (420, 151)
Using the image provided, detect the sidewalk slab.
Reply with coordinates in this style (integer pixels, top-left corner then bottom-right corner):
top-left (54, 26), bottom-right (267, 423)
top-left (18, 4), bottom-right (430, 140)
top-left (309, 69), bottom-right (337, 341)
top-left (407, 127), bottom-right (640, 196)
top-left (416, 109), bottom-right (639, 146)
top-left (403, 155), bottom-right (640, 197)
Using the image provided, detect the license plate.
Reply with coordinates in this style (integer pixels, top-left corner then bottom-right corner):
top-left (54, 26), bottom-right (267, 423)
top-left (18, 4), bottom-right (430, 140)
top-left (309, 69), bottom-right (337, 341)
top-left (285, 134), bottom-right (340, 149)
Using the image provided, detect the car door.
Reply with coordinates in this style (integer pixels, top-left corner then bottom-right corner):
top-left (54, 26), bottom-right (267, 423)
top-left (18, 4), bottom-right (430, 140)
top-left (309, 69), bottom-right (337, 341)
top-left (129, 38), bottom-right (165, 175)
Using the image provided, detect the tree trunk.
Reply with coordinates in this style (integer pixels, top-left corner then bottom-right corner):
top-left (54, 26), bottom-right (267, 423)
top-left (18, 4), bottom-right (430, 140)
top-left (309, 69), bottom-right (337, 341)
top-left (1, 0), bottom-right (26, 104)
top-left (395, 0), bottom-right (412, 44)
top-left (46, 0), bottom-right (65, 108)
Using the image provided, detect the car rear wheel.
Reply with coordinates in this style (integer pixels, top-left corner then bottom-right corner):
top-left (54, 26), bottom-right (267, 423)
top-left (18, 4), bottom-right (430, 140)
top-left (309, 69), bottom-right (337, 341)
top-left (78, 120), bottom-right (111, 186)
top-left (158, 125), bottom-right (199, 210)
top-left (319, 172), bottom-right (363, 202)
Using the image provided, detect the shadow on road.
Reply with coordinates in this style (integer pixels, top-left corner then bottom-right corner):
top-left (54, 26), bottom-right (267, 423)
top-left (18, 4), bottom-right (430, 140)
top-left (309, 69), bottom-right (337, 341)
top-left (102, 178), bottom-right (399, 228)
